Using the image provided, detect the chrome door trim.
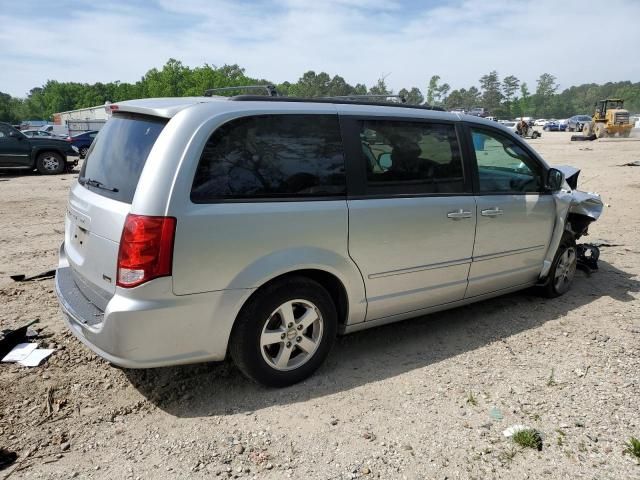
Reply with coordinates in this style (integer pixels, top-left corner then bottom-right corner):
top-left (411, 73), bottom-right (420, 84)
top-left (368, 257), bottom-right (472, 279)
top-left (473, 244), bottom-right (546, 262)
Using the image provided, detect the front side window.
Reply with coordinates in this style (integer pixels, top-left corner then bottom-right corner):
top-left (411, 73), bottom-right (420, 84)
top-left (360, 120), bottom-right (465, 194)
top-left (191, 114), bottom-right (346, 201)
top-left (471, 128), bottom-right (544, 193)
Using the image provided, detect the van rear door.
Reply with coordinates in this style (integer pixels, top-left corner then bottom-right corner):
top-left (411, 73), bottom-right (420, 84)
top-left (64, 114), bottom-right (167, 307)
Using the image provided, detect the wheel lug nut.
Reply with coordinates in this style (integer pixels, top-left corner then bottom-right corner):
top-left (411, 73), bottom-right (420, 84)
top-left (286, 342), bottom-right (292, 348)
top-left (297, 324), bottom-right (303, 330)
top-left (296, 336), bottom-right (302, 342)
top-left (288, 323), bottom-right (293, 328)
top-left (280, 333), bottom-right (286, 339)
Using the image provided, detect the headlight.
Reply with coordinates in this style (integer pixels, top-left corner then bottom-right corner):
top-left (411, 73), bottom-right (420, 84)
top-left (71, 146), bottom-right (79, 153)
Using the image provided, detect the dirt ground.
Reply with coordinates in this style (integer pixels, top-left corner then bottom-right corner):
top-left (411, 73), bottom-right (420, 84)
top-left (1, 131), bottom-right (639, 480)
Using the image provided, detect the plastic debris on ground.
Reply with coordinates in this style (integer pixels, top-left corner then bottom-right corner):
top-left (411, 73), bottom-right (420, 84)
top-left (9, 269), bottom-right (56, 282)
top-left (1, 342), bottom-right (54, 367)
top-left (489, 407), bottom-right (503, 421)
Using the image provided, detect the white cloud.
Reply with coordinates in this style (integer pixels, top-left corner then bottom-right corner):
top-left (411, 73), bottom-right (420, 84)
top-left (0, 0), bottom-right (638, 97)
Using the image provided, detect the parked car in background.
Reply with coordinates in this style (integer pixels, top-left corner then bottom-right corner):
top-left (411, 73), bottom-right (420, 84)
top-left (566, 115), bottom-right (592, 132)
top-left (40, 124), bottom-right (69, 137)
top-left (534, 119), bottom-right (547, 126)
top-left (22, 129), bottom-right (54, 138)
top-left (502, 121), bottom-right (518, 133)
top-left (557, 119), bottom-right (568, 130)
top-left (54, 95), bottom-right (603, 387)
top-left (0, 122), bottom-right (79, 174)
top-left (468, 107), bottom-right (486, 117)
top-left (543, 121), bottom-right (566, 132)
top-left (66, 130), bottom-right (99, 158)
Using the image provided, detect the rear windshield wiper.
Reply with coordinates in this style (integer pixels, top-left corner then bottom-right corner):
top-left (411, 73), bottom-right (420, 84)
top-left (80, 177), bottom-right (119, 192)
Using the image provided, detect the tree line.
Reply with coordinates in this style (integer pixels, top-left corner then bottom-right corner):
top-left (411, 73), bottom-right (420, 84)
top-left (1, 58), bottom-right (639, 123)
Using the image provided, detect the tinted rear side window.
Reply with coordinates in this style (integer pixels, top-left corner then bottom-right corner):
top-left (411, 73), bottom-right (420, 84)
top-left (359, 120), bottom-right (465, 194)
top-left (79, 114), bottom-right (167, 203)
top-left (191, 114), bottom-right (346, 202)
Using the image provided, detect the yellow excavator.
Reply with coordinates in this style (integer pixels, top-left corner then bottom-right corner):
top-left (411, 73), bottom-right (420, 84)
top-left (583, 99), bottom-right (633, 138)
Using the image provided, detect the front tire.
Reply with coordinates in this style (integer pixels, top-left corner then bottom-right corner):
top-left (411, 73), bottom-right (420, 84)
top-left (230, 277), bottom-right (337, 387)
top-left (36, 152), bottom-right (65, 175)
top-left (542, 235), bottom-right (577, 298)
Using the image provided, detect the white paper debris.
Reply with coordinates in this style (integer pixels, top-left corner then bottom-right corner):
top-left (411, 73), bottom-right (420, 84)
top-left (1, 343), bottom-right (38, 362)
top-left (18, 349), bottom-right (54, 367)
top-left (503, 425), bottom-right (530, 437)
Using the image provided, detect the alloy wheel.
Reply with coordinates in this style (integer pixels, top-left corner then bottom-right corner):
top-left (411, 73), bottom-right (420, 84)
top-left (259, 299), bottom-right (324, 371)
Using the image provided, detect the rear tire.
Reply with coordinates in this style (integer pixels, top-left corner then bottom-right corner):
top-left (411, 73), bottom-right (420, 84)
top-left (230, 276), bottom-right (337, 387)
top-left (36, 152), bottom-right (65, 175)
top-left (541, 234), bottom-right (577, 298)
top-left (621, 130), bottom-right (631, 138)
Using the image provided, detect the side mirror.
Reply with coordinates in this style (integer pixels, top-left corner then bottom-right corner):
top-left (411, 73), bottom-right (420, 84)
top-left (546, 168), bottom-right (564, 192)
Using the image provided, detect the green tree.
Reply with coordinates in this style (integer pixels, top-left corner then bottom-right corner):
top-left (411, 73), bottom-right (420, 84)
top-left (479, 71), bottom-right (502, 113)
top-left (399, 87), bottom-right (424, 105)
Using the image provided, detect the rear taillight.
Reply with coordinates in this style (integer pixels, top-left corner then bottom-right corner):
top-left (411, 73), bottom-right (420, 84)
top-left (117, 214), bottom-right (176, 288)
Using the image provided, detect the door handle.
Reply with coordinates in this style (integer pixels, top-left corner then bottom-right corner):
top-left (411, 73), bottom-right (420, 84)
top-left (481, 207), bottom-right (504, 217)
top-left (447, 209), bottom-right (473, 219)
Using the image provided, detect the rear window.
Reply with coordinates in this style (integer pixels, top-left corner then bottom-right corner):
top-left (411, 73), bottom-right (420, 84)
top-left (191, 114), bottom-right (346, 202)
top-left (79, 114), bottom-right (167, 203)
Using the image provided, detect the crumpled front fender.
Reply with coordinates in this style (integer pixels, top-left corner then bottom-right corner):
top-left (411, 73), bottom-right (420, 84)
top-left (539, 166), bottom-right (604, 279)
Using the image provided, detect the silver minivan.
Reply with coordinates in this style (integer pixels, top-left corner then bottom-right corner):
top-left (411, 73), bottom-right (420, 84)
top-left (55, 94), bottom-right (602, 387)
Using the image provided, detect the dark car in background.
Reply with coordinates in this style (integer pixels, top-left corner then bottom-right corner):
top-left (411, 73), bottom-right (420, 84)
top-left (0, 122), bottom-right (79, 174)
top-left (66, 130), bottom-right (98, 158)
top-left (566, 115), bottom-right (592, 132)
top-left (543, 121), bottom-right (567, 132)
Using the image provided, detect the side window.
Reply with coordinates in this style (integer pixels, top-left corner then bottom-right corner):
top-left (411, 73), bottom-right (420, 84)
top-left (471, 128), bottom-right (544, 193)
top-left (0, 125), bottom-right (11, 138)
top-left (191, 114), bottom-right (346, 201)
top-left (360, 120), bottom-right (465, 194)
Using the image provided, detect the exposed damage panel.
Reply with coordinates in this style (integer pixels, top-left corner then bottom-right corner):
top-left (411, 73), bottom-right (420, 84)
top-left (539, 165), bottom-right (603, 279)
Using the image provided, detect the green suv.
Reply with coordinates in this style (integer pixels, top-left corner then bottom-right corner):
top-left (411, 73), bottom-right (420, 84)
top-left (0, 122), bottom-right (80, 174)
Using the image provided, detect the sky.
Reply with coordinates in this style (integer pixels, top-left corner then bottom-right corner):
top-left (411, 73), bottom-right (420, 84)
top-left (1, 0), bottom-right (639, 98)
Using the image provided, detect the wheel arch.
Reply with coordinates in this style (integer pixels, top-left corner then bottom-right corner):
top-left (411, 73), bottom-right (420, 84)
top-left (236, 268), bottom-right (356, 329)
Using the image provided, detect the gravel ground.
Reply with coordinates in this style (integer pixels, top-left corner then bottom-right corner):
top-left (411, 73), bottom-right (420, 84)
top-left (1, 131), bottom-right (639, 479)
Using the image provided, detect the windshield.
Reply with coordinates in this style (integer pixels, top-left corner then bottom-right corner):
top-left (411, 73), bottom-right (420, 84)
top-left (79, 114), bottom-right (167, 203)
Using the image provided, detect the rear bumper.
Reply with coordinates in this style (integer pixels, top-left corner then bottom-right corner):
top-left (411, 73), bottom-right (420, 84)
top-left (55, 251), bottom-right (254, 368)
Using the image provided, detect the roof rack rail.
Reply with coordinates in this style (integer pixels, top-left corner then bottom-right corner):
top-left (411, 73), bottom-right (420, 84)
top-left (229, 95), bottom-right (445, 111)
top-left (325, 94), bottom-right (407, 104)
top-left (204, 85), bottom-right (278, 97)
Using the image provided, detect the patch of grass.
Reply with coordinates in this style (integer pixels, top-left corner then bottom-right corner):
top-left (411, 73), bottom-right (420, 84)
top-left (556, 429), bottom-right (566, 447)
top-left (512, 429), bottom-right (543, 451)
top-left (623, 437), bottom-right (640, 461)
top-left (546, 368), bottom-right (557, 387)
top-left (466, 391), bottom-right (478, 406)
